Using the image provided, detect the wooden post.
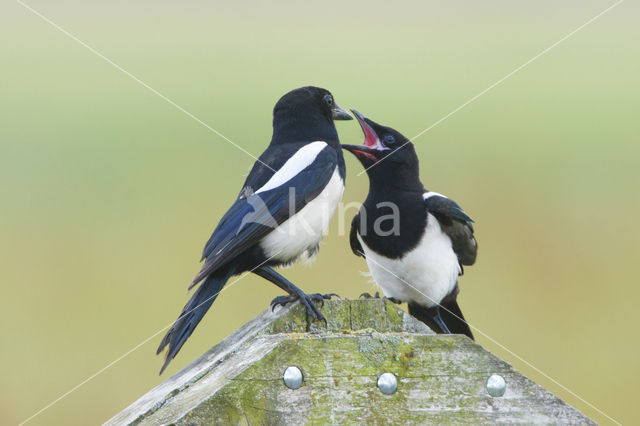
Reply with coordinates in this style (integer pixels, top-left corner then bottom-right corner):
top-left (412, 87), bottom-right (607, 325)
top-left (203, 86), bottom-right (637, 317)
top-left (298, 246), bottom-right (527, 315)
top-left (106, 299), bottom-right (594, 425)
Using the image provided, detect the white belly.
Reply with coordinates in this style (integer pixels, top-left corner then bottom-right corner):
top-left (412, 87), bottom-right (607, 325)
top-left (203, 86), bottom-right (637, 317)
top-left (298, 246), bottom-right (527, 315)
top-left (358, 213), bottom-right (460, 307)
top-left (260, 168), bottom-right (344, 263)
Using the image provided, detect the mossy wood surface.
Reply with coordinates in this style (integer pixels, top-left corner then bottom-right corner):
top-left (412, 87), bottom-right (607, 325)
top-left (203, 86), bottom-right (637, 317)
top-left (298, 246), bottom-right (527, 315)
top-left (106, 299), bottom-right (594, 425)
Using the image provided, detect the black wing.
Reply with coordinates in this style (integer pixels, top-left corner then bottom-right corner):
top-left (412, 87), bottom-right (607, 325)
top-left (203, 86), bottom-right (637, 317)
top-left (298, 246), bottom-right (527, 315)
top-left (190, 146), bottom-right (338, 287)
top-left (424, 193), bottom-right (477, 267)
top-left (349, 212), bottom-right (364, 257)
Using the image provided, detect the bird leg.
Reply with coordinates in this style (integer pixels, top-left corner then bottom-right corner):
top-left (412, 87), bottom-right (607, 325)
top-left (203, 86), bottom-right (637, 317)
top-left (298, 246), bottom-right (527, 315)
top-left (425, 305), bottom-right (451, 334)
top-left (253, 266), bottom-right (338, 323)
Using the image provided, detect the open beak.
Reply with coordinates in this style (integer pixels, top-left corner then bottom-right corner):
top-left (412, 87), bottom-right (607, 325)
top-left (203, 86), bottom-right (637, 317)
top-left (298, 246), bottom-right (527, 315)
top-left (331, 103), bottom-right (353, 120)
top-left (350, 109), bottom-right (383, 148)
top-left (341, 143), bottom-right (379, 164)
top-left (341, 109), bottom-right (386, 165)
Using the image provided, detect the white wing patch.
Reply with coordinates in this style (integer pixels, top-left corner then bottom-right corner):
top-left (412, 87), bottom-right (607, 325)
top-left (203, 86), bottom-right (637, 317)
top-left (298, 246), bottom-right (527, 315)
top-left (255, 141), bottom-right (328, 194)
top-left (423, 191), bottom-right (448, 201)
top-left (260, 167), bottom-right (344, 263)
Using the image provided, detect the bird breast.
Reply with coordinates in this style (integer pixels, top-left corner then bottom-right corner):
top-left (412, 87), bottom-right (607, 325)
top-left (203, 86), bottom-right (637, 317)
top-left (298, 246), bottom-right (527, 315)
top-left (260, 167), bottom-right (344, 264)
top-left (357, 213), bottom-right (460, 307)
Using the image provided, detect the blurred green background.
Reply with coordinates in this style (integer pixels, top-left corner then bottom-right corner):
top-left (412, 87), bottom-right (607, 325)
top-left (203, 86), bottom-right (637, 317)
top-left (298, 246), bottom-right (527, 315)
top-left (1, 0), bottom-right (638, 424)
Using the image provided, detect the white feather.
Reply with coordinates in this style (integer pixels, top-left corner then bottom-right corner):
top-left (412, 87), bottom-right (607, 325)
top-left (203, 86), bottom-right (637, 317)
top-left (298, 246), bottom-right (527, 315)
top-left (422, 191), bottom-right (448, 201)
top-left (357, 213), bottom-right (459, 307)
top-left (260, 167), bottom-right (344, 263)
top-left (255, 141), bottom-right (328, 194)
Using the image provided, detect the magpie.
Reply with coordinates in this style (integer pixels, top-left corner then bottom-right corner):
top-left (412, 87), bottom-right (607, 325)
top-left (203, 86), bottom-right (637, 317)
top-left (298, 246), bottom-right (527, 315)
top-left (342, 110), bottom-right (477, 340)
top-left (157, 86), bottom-right (352, 373)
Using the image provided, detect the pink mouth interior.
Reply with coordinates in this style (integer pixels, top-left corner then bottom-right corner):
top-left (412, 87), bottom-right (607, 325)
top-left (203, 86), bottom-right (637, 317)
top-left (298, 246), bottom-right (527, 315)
top-left (362, 125), bottom-right (378, 148)
top-left (358, 150), bottom-right (378, 163)
top-left (355, 117), bottom-right (379, 148)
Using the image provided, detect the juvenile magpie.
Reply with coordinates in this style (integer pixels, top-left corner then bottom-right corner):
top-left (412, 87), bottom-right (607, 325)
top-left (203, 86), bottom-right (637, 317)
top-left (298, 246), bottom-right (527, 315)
top-left (342, 110), bottom-right (477, 339)
top-left (157, 86), bottom-right (352, 373)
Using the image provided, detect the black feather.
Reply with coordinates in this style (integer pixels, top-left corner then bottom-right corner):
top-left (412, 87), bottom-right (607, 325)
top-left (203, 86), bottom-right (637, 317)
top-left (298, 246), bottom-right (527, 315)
top-left (158, 86), bottom-right (347, 373)
top-left (158, 264), bottom-right (236, 374)
top-left (349, 212), bottom-right (364, 257)
top-left (408, 299), bottom-right (474, 341)
top-left (424, 194), bottom-right (477, 267)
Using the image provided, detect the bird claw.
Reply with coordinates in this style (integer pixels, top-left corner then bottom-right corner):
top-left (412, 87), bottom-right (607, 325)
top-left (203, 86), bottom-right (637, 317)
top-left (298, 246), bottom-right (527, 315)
top-left (359, 292), bottom-right (402, 304)
top-left (271, 295), bottom-right (295, 311)
top-left (307, 293), bottom-right (340, 307)
top-left (270, 292), bottom-right (339, 324)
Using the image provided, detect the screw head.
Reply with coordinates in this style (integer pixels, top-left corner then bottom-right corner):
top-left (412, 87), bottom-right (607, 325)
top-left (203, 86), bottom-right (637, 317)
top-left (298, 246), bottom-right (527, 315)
top-left (486, 374), bottom-right (506, 397)
top-left (377, 372), bottom-right (398, 395)
top-left (283, 366), bottom-right (303, 389)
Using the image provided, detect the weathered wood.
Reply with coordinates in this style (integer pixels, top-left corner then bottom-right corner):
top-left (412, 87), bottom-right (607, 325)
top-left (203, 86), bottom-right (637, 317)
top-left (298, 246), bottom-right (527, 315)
top-left (106, 299), bottom-right (594, 425)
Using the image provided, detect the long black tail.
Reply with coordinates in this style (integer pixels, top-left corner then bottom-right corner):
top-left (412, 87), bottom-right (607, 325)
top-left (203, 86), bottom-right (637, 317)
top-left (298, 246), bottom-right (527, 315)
top-left (157, 265), bottom-right (235, 374)
top-left (439, 299), bottom-right (474, 340)
top-left (408, 300), bottom-right (474, 341)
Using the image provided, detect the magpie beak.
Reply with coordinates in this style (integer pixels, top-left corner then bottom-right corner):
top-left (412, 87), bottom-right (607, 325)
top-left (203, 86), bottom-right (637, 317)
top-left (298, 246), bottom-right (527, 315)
top-left (332, 104), bottom-right (353, 120)
top-left (157, 86), bottom-right (348, 374)
top-left (341, 109), bottom-right (386, 165)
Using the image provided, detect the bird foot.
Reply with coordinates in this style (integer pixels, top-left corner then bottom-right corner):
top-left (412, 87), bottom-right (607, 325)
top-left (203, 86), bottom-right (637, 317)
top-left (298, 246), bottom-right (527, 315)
top-left (270, 292), bottom-right (339, 323)
top-left (359, 292), bottom-right (402, 305)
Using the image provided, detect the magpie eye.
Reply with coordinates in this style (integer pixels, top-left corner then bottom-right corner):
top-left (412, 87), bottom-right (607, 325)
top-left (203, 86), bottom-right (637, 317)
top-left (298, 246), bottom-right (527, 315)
top-left (323, 94), bottom-right (334, 106)
top-left (383, 135), bottom-right (395, 145)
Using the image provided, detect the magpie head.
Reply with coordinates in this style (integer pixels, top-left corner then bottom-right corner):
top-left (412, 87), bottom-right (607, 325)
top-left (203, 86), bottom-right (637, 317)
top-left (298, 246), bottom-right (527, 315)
top-left (274, 86), bottom-right (352, 123)
top-left (272, 86), bottom-right (352, 144)
top-left (342, 109), bottom-right (419, 174)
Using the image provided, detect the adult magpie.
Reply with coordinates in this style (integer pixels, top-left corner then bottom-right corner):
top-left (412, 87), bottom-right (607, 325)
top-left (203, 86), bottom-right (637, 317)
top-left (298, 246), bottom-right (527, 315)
top-left (342, 110), bottom-right (477, 339)
top-left (157, 86), bottom-right (352, 373)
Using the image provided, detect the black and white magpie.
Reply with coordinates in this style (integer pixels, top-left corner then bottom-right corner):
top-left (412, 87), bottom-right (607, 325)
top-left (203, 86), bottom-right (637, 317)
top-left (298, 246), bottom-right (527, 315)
top-left (157, 86), bottom-right (352, 373)
top-left (342, 110), bottom-right (477, 339)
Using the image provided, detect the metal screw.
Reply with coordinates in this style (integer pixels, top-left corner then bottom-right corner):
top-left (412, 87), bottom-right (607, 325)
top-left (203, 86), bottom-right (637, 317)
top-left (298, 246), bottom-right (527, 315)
top-left (283, 366), bottom-right (303, 389)
top-left (486, 374), bottom-right (506, 397)
top-left (377, 373), bottom-right (398, 395)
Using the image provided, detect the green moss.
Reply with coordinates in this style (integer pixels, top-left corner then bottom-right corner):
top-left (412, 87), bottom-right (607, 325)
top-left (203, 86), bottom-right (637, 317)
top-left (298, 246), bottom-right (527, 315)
top-left (265, 304), bottom-right (308, 334)
top-left (352, 299), bottom-right (390, 330)
top-left (128, 300), bottom-right (593, 425)
top-left (260, 298), bottom-right (423, 338)
top-left (383, 300), bottom-right (404, 329)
